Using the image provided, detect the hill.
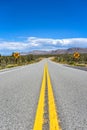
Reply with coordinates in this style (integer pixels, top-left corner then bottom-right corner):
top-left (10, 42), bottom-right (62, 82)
top-left (21, 48), bottom-right (87, 55)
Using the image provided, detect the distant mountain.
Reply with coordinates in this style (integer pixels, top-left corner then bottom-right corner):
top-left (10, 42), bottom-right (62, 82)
top-left (21, 48), bottom-right (87, 55)
top-left (29, 50), bottom-right (50, 54)
top-left (51, 48), bottom-right (87, 54)
top-left (49, 49), bottom-right (66, 54)
top-left (66, 48), bottom-right (87, 54)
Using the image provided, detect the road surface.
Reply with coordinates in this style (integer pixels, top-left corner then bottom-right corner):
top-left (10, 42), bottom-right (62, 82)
top-left (0, 59), bottom-right (87, 130)
top-left (64, 64), bottom-right (87, 71)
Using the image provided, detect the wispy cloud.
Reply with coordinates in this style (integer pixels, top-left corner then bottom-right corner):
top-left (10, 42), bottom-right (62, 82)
top-left (0, 37), bottom-right (87, 55)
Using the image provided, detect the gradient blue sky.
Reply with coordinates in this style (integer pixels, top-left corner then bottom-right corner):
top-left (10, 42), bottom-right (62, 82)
top-left (0, 0), bottom-right (87, 55)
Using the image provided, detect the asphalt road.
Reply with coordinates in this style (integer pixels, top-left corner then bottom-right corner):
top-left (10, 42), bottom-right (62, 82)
top-left (64, 64), bottom-right (87, 71)
top-left (48, 60), bottom-right (87, 130)
top-left (0, 61), bottom-right (45, 130)
top-left (0, 59), bottom-right (87, 130)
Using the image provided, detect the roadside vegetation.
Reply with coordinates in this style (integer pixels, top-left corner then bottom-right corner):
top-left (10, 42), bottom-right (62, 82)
top-left (0, 54), bottom-right (41, 70)
top-left (0, 53), bottom-right (87, 70)
top-left (52, 53), bottom-right (87, 67)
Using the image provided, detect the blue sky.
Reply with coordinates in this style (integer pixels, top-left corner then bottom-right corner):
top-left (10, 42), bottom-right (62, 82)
top-left (0, 0), bottom-right (87, 55)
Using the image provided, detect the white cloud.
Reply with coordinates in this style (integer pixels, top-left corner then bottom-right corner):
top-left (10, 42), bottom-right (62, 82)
top-left (27, 37), bottom-right (63, 46)
top-left (0, 37), bottom-right (87, 54)
top-left (0, 41), bottom-right (29, 50)
top-left (62, 38), bottom-right (87, 46)
top-left (27, 37), bottom-right (87, 47)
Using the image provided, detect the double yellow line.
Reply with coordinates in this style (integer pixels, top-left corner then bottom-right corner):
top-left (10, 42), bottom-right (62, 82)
top-left (33, 64), bottom-right (61, 130)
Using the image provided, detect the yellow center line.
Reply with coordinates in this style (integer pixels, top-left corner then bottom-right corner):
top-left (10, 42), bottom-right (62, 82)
top-left (46, 65), bottom-right (61, 130)
top-left (33, 64), bottom-right (62, 130)
top-left (33, 65), bottom-right (46, 130)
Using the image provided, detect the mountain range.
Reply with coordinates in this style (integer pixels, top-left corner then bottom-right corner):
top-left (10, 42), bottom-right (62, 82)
top-left (21, 48), bottom-right (87, 55)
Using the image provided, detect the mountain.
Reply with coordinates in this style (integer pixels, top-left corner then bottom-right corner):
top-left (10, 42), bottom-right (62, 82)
top-left (21, 48), bottom-right (87, 55)
top-left (51, 48), bottom-right (87, 54)
top-left (29, 50), bottom-right (50, 54)
top-left (66, 48), bottom-right (87, 54)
